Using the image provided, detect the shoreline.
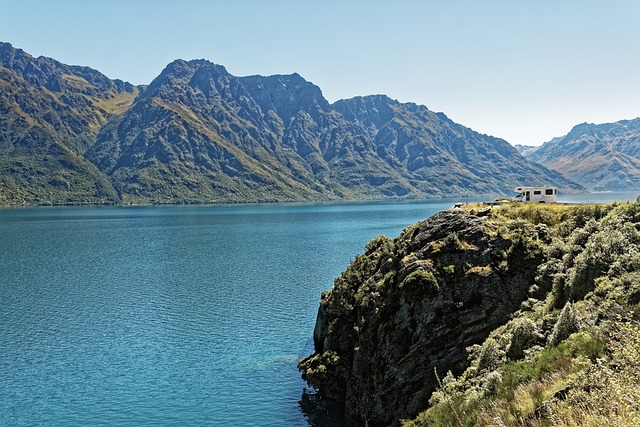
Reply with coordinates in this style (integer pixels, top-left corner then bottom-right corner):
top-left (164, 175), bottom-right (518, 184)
top-left (1, 191), bottom-right (638, 209)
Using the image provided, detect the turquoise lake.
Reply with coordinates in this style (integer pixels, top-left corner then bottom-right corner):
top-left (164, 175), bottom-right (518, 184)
top-left (0, 200), bottom-right (465, 426)
top-left (1, 193), bottom-right (637, 426)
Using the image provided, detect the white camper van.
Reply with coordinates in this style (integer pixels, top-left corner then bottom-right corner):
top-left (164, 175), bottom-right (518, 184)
top-left (514, 186), bottom-right (557, 203)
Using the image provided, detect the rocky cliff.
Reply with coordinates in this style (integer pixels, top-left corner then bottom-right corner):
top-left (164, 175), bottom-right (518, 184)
top-left (301, 202), bottom-right (640, 426)
top-left (525, 118), bottom-right (640, 191)
top-left (299, 208), bottom-right (545, 425)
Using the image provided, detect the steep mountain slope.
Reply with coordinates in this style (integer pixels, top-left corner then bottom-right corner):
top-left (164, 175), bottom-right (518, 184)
top-left (0, 42), bottom-right (583, 205)
top-left (0, 42), bottom-right (137, 204)
top-left (86, 59), bottom-right (580, 204)
top-left (333, 96), bottom-right (576, 196)
top-left (87, 60), bottom-right (402, 203)
top-left (526, 118), bottom-right (640, 191)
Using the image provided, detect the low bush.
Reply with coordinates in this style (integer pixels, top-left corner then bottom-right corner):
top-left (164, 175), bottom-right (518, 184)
top-left (549, 302), bottom-right (580, 346)
top-left (401, 269), bottom-right (439, 294)
top-left (507, 318), bottom-right (542, 360)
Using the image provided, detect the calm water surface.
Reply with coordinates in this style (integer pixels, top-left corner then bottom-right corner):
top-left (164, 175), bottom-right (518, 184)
top-left (1, 193), bottom-right (636, 426)
top-left (558, 190), bottom-right (638, 204)
top-left (0, 200), bottom-right (466, 426)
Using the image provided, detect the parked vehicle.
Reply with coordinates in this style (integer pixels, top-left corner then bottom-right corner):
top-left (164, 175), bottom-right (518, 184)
top-left (514, 186), bottom-right (557, 203)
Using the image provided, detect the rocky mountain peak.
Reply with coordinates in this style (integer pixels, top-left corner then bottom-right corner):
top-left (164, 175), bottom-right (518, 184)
top-left (147, 58), bottom-right (222, 86)
top-left (142, 58), bottom-right (247, 108)
top-left (0, 42), bottom-right (30, 68)
top-left (0, 42), bottom-right (63, 92)
top-left (240, 73), bottom-right (329, 122)
top-left (332, 95), bottom-right (398, 129)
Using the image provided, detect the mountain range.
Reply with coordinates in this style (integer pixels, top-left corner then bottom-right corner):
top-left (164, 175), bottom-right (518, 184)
top-left (0, 42), bottom-right (581, 205)
top-left (523, 118), bottom-right (640, 191)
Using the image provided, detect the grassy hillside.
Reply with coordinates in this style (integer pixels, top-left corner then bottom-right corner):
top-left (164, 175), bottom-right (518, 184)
top-left (0, 42), bottom-right (137, 205)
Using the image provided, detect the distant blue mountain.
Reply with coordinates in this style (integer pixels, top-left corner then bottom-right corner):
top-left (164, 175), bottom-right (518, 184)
top-left (526, 118), bottom-right (640, 191)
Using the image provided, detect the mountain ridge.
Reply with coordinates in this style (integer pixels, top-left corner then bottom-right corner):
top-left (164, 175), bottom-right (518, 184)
top-left (0, 42), bottom-right (583, 205)
top-left (525, 118), bottom-right (640, 191)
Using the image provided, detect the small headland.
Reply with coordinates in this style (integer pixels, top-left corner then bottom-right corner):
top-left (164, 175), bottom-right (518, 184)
top-left (300, 201), bottom-right (640, 426)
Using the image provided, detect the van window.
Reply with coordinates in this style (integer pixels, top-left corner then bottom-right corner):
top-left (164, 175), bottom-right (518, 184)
top-left (545, 189), bottom-right (554, 195)
top-left (534, 190), bottom-right (542, 195)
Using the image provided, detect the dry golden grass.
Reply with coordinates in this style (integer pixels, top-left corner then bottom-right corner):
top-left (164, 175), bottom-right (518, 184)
top-left (528, 321), bottom-right (640, 427)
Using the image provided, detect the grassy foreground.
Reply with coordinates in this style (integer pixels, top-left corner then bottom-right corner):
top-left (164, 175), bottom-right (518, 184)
top-left (405, 201), bottom-right (640, 426)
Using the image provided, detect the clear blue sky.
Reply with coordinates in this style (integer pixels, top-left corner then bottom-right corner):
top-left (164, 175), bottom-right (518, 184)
top-left (1, 0), bottom-right (638, 146)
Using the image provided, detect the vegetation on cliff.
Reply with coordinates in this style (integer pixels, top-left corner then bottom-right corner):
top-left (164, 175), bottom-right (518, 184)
top-left (300, 202), bottom-right (640, 426)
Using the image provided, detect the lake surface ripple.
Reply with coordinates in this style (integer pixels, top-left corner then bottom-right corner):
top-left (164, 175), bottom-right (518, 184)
top-left (0, 201), bottom-right (459, 426)
top-left (1, 193), bottom-right (634, 426)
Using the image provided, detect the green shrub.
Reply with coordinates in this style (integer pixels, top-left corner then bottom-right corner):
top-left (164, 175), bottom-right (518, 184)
top-left (477, 338), bottom-right (503, 372)
top-left (401, 269), bottom-right (440, 294)
top-left (566, 217), bottom-right (640, 301)
top-left (534, 258), bottom-right (563, 298)
top-left (298, 350), bottom-right (341, 388)
top-left (549, 302), bottom-right (580, 346)
top-left (507, 318), bottom-right (542, 360)
top-left (566, 330), bottom-right (606, 360)
top-left (442, 264), bottom-right (456, 276)
top-left (482, 371), bottom-right (503, 397)
top-left (365, 234), bottom-right (394, 256)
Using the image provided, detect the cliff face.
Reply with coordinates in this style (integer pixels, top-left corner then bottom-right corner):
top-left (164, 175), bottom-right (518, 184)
top-left (303, 202), bottom-right (640, 426)
top-left (299, 209), bottom-right (545, 426)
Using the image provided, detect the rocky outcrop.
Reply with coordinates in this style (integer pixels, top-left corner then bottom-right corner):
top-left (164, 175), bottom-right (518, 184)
top-left (299, 209), bottom-right (546, 426)
top-left (513, 144), bottom-right (539, 156)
